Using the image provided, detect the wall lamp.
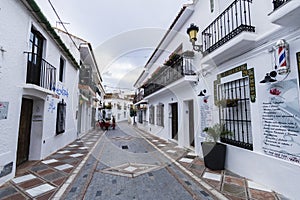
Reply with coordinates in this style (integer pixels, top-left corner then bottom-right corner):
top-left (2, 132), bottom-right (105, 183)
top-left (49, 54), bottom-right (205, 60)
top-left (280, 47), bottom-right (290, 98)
top-left (198, 89), bottom-right (207, 97)
top-left (187, 24), bottom-right (203, 53)
top-left (260, 71), bottom-right (277, 83)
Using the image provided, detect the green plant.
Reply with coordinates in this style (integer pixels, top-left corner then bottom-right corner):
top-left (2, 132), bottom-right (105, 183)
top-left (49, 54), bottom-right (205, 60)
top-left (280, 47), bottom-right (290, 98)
top-left (203, 123), bottom-right (232, 142)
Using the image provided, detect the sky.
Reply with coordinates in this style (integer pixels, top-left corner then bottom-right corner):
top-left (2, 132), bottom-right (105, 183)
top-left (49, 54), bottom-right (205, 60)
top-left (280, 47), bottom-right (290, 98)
top-left (35, 0), bottom-right (191, 93)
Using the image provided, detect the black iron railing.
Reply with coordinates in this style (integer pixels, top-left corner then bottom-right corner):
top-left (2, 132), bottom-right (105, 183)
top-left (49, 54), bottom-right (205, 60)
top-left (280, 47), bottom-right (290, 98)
top-left (272, 0), bottom-right (290, 10)
top-left (133, 91), bottom-right (144, 104)
top-left (143, 57), bottom-right (196, 97)
top-left (202, 0), bottom-right (255, 54)
top-left (25, 52), bottom-right (56, 91)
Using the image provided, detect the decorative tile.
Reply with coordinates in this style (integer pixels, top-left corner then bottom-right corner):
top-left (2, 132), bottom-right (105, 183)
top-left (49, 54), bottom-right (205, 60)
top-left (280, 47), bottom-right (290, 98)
top-left (69, 153), bottom-right (84, 158)
top-left (12, 174), bottom-right (36, 184)
top-left (57, 150), bottom-right (70, 154)
top-left (187, 152), bottom-right (197, 157)
top-left (247, 180), bottom-right (272, 192)
top-left (25, 184), bottom-right (55, 197)
top-left (85, 142), bottom-right (93, 145)
top-left (249, 189), bottom-right (276, 200)
top-left (54, 164), bottom-right (73, 171)
top-left (0, 186), bottom-right (17, 199)
top-left (42, 159), bottom-right (58, 164)
top-left (166, 150), bottom-right (176, 154)
top-left (30, 165), bottom-right (49, 172)
top-left (124, 166), bottom-right (137, 172)
top-left (178, 158), bottom-right (194, 163)
top-left (18, 178), bottom-right (44, 190)
top-left (222, 183), bottom-right (246, 199)
top-left (224, 176), bottom-right (245, 187)
top-left (202, 172), bottom-right (222, 181)
top-left (68, 144), bottom-right (79, 147)
top-left (43, 171), bottom-right (65, 181)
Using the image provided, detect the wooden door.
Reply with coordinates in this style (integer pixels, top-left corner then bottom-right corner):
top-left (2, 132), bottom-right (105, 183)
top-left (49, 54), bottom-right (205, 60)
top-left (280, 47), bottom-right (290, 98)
top-left (27, 29), bottom-right (44, 85)
top-left (188, 101), bottom-right (195, 147)
top-left (17, 98), bottom-right (33, 166)
top-left (171, 103), bottom-right (178, 140)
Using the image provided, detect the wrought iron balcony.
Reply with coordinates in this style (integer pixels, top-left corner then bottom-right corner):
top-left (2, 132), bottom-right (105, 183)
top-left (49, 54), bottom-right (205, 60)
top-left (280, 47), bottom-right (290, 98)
top-left (273, 0), bottom-right (290, 10)
top-left (133, 91), bottom-right (144, 104)
top-left (143, 56), bottom-right (196, 97)
top-left (202, 0), bottom-right (255, 54)
top-left (25, 52), bottom-right (56, 91)
top-left (269, 0), bottom-right (299, 28)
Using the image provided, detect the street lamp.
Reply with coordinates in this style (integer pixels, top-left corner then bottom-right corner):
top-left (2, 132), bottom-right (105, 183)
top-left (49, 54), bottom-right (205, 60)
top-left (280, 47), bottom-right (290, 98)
top-left (187, 23), bottom-right (203, 53)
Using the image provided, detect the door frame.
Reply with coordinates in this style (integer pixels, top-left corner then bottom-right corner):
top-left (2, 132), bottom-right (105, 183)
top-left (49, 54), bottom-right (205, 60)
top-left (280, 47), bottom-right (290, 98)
top-left (17, 98), bottom-right (33, 166)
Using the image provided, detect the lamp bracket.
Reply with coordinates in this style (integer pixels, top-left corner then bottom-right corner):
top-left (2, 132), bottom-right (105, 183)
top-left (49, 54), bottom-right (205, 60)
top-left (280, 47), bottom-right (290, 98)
top-left (191, 40), bottom-right (203, 53)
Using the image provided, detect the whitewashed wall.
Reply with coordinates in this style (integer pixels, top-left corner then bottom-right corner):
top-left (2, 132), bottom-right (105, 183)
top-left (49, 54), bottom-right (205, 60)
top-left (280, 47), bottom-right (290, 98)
top-left (0, 0), bottom-right (79, 185)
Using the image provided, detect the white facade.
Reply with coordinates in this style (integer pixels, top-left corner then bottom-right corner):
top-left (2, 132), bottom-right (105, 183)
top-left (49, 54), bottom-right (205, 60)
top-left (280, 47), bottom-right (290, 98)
top-left (55, 29), bottom-right (105, 136)
top-left (103, 93), bottom-right (132, 123)
top-left (135, 0), bottom-right (300, 199)
top-left (0, 0), bottom-right (80, 185)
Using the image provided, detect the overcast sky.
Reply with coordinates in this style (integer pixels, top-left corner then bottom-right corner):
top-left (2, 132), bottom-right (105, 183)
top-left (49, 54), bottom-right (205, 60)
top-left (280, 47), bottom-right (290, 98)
top-left (35, 0), bottom-right (191, 92)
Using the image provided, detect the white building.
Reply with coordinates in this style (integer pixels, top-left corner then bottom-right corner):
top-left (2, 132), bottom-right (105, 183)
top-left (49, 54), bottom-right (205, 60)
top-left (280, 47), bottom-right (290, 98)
top-left (134, 0), bottom-right (300, 199)
top-left (55, 29), bottom-right (105, 136)
top-left (0, 0), bottom-right (80, 185)
top-left (103, 93), bottom-right (133, 123)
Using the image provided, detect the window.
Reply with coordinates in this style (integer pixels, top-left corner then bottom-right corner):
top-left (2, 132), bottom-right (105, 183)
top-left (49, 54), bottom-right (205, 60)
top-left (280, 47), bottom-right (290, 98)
top-left (156, 103), bottom-right (164, 126)
top-left (149, 105), bottom-right (154, 124)
top-left (218, 77), bottom-right (253, 150)
top-left (56, 99), bottom-right (66, 135)
top-left (59, 57), bottom-right (65, 82)
top-left (27, 28), bottom-right (44, 85)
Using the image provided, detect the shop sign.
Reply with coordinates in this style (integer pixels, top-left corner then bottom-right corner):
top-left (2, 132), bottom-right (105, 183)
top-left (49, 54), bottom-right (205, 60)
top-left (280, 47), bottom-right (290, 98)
top-left (261, 79), bottom-right (300, 164)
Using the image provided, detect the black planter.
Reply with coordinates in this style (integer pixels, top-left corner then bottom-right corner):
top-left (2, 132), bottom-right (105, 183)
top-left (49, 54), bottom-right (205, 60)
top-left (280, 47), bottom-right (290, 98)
top-left (201, 142), bottom-right (226, 170)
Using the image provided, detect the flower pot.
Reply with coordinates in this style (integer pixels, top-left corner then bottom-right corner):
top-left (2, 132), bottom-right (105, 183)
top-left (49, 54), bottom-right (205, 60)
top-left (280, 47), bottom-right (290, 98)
top-left (201, 142), bottom-right (226, 170)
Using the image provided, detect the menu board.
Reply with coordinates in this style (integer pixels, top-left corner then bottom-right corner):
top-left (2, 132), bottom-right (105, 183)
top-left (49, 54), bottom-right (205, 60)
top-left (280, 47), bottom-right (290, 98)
top-left (200, 97), bottom-right (212, 138)
top-left (262, 79), bottom-right (300, 164)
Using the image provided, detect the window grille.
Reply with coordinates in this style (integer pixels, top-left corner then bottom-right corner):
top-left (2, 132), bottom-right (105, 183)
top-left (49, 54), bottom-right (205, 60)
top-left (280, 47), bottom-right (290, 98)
top-left (156, 104), bottom-right (164, 127)
top-left (218, 77), bottom-right (253, 150)
top-left (149, 105), bottom-right (154, 124)
top-left (56, 100), bottom-right (66, 135)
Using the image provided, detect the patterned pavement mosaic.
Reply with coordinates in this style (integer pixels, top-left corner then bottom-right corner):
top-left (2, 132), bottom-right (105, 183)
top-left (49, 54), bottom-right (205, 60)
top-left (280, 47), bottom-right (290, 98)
top-left (133, 125), bottom-right (289, 200)
top-left (0, 123), bottom-right (290, 200)
top-left (0, 129), bottom-right (105, 200)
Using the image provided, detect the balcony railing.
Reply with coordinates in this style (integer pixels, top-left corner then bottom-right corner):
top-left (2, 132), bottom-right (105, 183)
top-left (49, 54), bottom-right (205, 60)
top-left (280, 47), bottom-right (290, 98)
top-left (202, 0), bottom-right (255, 54)
top-left (133, 91), bottom-right (144, 104)
top-left (143, 57), bottom-right (195, 97)
top-left (272, 0), bottom-right (290, 10)
top-left (25, 52), bottom-right (56, 91)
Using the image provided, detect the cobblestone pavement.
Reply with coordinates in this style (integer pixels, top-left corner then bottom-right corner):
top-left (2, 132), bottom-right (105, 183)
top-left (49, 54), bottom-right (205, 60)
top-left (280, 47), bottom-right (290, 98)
top-left (60, 122), bottom-right (217, 200)
top-left (0, 122), bottom-right (289, 200)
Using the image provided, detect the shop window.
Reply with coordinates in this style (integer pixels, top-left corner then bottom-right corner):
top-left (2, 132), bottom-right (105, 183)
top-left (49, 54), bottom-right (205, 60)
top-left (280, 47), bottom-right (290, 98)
top-left (156, 103), bottom-right (164, 127)
top-left (56, 99), bottom-right (66, 135)
top-left (218, 77), bottom-right (253, 150)
top-left (149, 105), bottom-right (154, 124)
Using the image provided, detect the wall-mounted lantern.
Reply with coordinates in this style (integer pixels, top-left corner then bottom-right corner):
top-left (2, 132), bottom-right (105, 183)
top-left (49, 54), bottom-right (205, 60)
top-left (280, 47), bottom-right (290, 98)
top-left (186, 24), bottom-right (203, 53)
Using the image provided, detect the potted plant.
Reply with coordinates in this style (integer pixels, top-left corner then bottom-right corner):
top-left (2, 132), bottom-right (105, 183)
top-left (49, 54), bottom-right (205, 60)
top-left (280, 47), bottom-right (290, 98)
top-left (201, 123), bottom-right (232, 170)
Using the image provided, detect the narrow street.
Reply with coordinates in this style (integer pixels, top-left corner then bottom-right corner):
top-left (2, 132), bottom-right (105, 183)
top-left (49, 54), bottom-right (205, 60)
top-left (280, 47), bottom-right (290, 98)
top-left (57, 122), bottom-right (216, 200)
top-left (0, 122), bottom-right (287, 199)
